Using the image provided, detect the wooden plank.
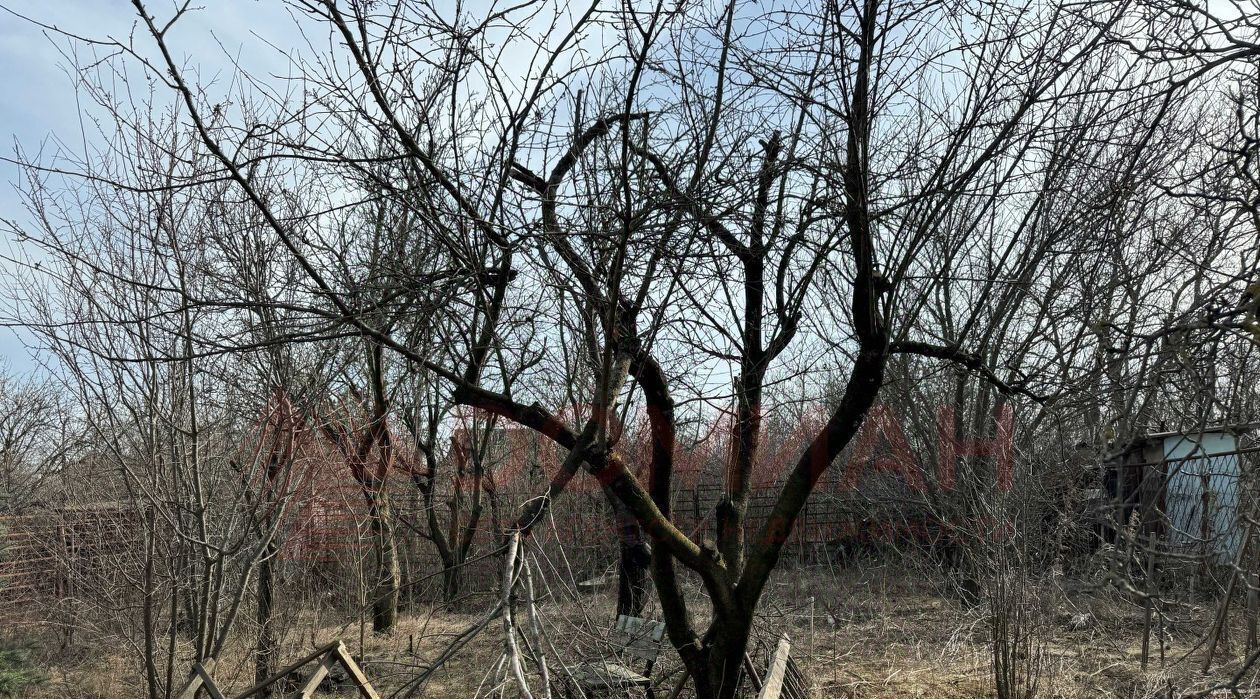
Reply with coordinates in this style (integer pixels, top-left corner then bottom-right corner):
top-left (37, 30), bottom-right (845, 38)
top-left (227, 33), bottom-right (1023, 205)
top-left (573, 661), bottom-right (651, 688)
top-left (176, 659), bottom-right (210, 695)
top-left (235, 640), bottom-right (344, 698)
top-left (577, 575), bottom-right (611, 592)
top-left (333, 641), bottom-right (382, 699)
top-left (194, 663), bottom-right (226, 699)
top-left (617, 642), bottom-right (663, 662)
top-left (298, 650), bottom-right (337, 698)
top-left (756, 636), bottom-right (791, 699)
top-left (612, 615), bottom-right (667, 661)
top-left (175, 671), bottom-right (203, 699)
top-left (176, 659), bottom-right (224, 699)
top-left (615, 615), bottom-right (666, 641)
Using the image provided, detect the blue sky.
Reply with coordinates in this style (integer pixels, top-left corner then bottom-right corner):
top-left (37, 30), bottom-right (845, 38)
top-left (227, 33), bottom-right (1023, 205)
top-left (0, 1), bottom-right (732, 439)
top-left (0, 1), bottom-right (302, 374)
top-left (0, 0), bottom-right (617, 379)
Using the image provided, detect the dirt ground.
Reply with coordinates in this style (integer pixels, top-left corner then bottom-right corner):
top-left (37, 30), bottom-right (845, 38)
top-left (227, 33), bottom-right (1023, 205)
top-left (8, 561), bottom-right (1256, 698)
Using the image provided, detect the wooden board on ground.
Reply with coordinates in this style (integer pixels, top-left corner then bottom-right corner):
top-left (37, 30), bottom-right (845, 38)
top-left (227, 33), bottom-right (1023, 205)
top-left (577, 574), bottom-right (611, 592)
top-left (175, 639), bottom-right (380, 699)
top-left (757, 636), bottom-right (791, 699)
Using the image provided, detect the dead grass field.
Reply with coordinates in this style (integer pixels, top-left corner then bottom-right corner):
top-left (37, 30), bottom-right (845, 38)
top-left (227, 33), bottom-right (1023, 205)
top-left (6, 561), bottom-right (1252, 698)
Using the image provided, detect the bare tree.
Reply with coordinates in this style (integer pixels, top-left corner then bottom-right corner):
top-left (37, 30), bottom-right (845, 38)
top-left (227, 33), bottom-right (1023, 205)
top-left (5, 0), bottom-right (1242, 696)
top-left (0, 373), bottom-right (76, 514)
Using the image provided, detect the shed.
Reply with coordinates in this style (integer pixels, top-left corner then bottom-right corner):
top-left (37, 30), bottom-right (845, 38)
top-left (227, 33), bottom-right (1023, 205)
top-left (1101, 426), bottom-right (1253, 566)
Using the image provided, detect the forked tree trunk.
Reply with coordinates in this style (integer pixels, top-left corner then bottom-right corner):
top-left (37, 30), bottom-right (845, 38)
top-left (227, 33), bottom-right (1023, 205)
top-left (695, 612), bottom-right (755, 699)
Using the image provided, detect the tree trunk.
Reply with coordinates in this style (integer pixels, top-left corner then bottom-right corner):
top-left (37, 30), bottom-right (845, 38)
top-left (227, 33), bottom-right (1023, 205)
top-left (694, 614), bottom-right (754, 699)
top-left (142, 507), bottom-right (160, 699)
top-left (607, 487), bottom-right (651, 617)
top-left (254, 539), bottom-right (277, 695)
top-left (442, 562), bottom-right (462, 603)
top-left (617, 539), bottom-right (652, 618)
top-left (370, 490), bottom-right (401, 633)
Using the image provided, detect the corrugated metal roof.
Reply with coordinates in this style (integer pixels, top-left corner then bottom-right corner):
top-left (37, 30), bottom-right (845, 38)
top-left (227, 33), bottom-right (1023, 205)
top-left (1141, 422), bottom-right (1260, 440)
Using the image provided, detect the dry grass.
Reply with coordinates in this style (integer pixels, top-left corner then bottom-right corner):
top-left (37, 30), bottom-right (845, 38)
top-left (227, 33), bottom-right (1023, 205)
top-left (7, 561), bottom-right (1257, 698)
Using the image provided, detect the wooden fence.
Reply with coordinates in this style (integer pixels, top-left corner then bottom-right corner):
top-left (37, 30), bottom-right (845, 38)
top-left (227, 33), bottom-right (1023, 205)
top-left (0, 506), bottom-right (144, 626)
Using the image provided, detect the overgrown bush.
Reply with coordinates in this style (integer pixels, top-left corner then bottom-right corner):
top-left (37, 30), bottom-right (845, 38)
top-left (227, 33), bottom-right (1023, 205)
top-left (0, 641), bottom-right (43, 697)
